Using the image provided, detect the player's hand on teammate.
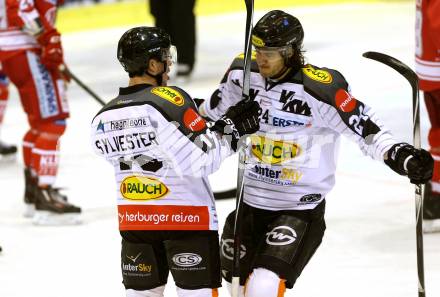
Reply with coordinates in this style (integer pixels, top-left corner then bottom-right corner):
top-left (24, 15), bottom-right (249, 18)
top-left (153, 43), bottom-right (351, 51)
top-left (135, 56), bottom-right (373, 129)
top-left (37, 29), bottom-right (65, 72)
top-left (193, 98), bottom-right (209, 118)
top-left (211, 100), bottom-right (260, 151)
top-left (224, 100), bottom-right (261, 136)
top-left (385, 143), bottom-right (434, 184)
top-left (193, 98), bottom-right (205, 108)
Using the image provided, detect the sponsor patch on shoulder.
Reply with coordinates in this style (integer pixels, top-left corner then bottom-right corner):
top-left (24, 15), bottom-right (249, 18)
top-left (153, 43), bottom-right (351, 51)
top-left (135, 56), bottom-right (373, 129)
top-left (236, 51), bottom-right (257, 60)
top-left (302, 65), bottom-right (332, 84)
top-left (183, 108), bottom-right (206, 132)
top-left (335, 89), bottom-right (357, 112)
top-left (151, 87), bottom-right (184, 106)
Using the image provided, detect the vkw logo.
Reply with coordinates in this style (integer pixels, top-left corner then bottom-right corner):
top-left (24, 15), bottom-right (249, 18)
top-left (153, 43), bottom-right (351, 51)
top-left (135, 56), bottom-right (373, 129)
top-left (172, 253), bottom-right (202, 267)
top-left (220, 239), bottom-right (246, 260)
top-left (266, 226), bottom-right (297, 246)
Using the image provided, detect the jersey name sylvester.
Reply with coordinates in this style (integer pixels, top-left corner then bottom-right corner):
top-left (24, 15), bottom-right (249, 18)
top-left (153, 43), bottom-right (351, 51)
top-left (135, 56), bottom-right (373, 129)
top-left (95, 132), bottom-right (157, 155)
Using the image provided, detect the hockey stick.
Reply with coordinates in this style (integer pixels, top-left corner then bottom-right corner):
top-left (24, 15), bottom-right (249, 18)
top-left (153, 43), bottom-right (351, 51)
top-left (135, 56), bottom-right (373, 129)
top-left (213, 188), bottom-right (236, 200)
top-left (59, 65), bottom-right (107, 106)
top-left (231, 0), bottom-right (254, 296)
top-left (363, 51), bottom-right (425, 297)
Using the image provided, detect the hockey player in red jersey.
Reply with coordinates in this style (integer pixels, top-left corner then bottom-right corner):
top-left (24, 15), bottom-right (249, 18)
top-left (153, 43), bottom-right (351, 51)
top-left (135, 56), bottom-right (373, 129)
top-left (91, 26), bottom-right (260, 297)
top-left (0, 0), bottom-right (81, 224)
top-left (415, 0), bottom-right (440, 232)
top-left (0, 72), bottom-right (17, 160)
top-left (198, 10), bottom-right (434, 297)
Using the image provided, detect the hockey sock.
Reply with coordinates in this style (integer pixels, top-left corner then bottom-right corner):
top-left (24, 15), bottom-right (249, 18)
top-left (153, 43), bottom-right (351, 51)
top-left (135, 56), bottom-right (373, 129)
top-left (0, 79), bottom-right (9, 132)
top-left (244, 268), bottom-right (286, 297)
top-left (23, 129), bottom-right (38, 169)
top-left (431, 149), bottom-right (440, 193)
top-left (425, 91), bottom-right (440, 193)
top-left (427, 129), bottom-right (440, 193)
top-left (31, 121), bottom-right (66, 186)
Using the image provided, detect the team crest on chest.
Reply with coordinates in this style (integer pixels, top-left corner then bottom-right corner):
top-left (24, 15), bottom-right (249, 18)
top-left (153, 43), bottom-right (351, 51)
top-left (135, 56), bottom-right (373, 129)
top-left (250, 135), bottom-right (301, 164)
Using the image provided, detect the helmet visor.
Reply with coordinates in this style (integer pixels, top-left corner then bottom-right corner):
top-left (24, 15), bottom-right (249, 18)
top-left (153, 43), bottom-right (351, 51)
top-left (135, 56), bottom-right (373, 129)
top-left (161, 45), bottom-right (177, 64)
top-left (254, 45), bottom-right (293, 62)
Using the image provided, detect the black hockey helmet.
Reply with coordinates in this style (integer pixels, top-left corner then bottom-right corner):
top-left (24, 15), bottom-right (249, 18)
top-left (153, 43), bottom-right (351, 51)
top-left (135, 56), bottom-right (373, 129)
top-left (117, 26), bottom-right (174, 75)
top-left (252, 10), bottom-right (304, 49)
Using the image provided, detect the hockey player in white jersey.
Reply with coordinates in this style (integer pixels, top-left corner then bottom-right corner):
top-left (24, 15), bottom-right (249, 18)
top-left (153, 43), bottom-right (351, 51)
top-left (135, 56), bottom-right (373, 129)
top-left (197, 10), bottom-right (434, 297)
top-left (91, 27), bottom-right (260, 297)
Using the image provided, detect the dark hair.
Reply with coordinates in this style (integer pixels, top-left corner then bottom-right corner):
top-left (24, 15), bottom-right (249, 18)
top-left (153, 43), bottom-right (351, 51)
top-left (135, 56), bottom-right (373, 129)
top-left (290, 44), bottom-right (306, 69)
top-left (127, 57), bottom-right (160, 78)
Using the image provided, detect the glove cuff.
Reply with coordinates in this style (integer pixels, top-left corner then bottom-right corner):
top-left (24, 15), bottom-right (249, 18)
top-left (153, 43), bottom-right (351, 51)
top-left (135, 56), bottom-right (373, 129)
top-left (210, 116), bottom-right (240, 151)
top-left (384, 142), bottom-right (412, 176)
top-left (37, 29), bottom-right (62, 46)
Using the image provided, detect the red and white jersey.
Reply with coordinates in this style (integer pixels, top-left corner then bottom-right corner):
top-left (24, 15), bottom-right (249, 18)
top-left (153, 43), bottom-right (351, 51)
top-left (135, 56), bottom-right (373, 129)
top-left (201, 55), bottom-right (397, 211)
top-left (91, 84), bottom-right (233, 231)
top-left (0, 0), bottom-right (58, 53)
top-left (415, 0), bottom-right (440, 90)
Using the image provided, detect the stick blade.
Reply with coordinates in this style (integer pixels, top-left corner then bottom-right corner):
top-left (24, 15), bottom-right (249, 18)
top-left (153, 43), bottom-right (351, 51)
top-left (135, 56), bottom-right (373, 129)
top-left (362, 51), bottom-right (418, 89)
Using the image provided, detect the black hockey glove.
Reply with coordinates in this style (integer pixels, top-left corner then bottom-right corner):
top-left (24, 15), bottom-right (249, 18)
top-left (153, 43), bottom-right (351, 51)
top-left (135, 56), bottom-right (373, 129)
top-left (193, 98), bottom-right (205, 108)
top-left (384, 143), bottom-right (434, 184)
top-left (210, 100), bottom-right (260, 151)
top-left (193, 98), bottom-right (214, 121)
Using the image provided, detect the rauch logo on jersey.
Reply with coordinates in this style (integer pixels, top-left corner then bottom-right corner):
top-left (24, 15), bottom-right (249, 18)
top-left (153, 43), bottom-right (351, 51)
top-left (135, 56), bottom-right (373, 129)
top-left (335, 89), bottom-right (357, 112)
top-left (266, 226), bottom-right (297, 246)
top-left (151, 87), bottom-right (184, 106)
top-left (302, 65), bottom-right (332, 84)
top-left (120, 176), bottom-right (168, 200)
top-left (250, 136), bottom-right (301, 164)
top-left (183, 108), bottom-right (206, 132)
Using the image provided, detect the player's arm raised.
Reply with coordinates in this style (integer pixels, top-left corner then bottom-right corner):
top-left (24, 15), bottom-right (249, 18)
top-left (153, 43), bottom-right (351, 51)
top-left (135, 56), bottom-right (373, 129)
top-left (310, 68), bottom-right (433, 184)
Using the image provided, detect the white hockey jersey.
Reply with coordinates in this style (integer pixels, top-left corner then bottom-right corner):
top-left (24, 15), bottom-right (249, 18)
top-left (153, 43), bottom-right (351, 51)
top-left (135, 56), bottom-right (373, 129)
top-left (91, 84), bottom-right (233, 231)
top-left (201, 54), bottom-right (397, 211)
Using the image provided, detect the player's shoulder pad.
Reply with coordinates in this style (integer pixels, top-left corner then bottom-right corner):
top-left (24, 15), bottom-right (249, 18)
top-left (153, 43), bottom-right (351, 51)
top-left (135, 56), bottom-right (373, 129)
top-left (145, 86), bottom-right (210, 144)
top-left (96, 85), bottom-right (194, 117)
top-left (218, 52), bottom-right (259, 84)
top-left (228, 51), bottom-right (259, 73)
top-left (301, 64), bottom-right (349, 105)
top-left (97, 86), bottom-right (209, 141)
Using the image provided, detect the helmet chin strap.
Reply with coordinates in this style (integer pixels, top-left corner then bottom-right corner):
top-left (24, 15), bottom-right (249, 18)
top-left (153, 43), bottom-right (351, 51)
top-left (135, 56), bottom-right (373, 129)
top-left (269, 66), bottom-right (291, 82)
top-left (146, 60), bottom-right (168, 86)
